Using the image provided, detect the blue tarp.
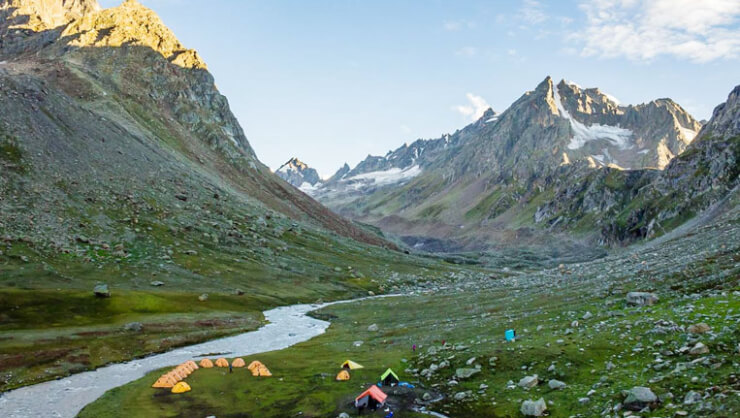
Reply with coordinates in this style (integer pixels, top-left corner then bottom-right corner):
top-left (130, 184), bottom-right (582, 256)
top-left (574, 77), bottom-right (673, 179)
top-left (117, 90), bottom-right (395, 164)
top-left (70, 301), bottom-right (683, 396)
top-left (505, 329), bottom-right (516, 341)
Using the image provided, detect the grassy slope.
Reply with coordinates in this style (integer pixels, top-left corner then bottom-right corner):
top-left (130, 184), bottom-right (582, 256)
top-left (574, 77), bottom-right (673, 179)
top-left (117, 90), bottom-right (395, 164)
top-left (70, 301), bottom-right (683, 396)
top-left (81, 207), bottom-right (740, 417)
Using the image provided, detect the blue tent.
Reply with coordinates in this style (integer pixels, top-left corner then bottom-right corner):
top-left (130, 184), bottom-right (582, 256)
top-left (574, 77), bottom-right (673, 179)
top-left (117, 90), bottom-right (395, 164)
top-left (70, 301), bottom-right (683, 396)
top-left (505, 329), bottom-right (516, 341)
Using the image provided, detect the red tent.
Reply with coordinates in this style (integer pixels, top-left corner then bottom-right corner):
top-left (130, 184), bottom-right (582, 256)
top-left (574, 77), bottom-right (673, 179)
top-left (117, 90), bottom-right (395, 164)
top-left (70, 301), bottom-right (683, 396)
top-left (355, 386), bottom-right (388, 410)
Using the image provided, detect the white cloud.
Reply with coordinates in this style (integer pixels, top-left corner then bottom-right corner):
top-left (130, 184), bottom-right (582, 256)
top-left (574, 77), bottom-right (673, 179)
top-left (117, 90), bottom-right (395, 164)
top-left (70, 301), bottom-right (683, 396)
top-left (453, 93), bottom-right (491, 121)
top-left (520, 0), bottom-right (548, 24)
top-left (443, 20), bottom-right (476, 31)
top-left (455, 46), bottom-right (478, 57)
top-left (572, 0), bottom-right (740, 62)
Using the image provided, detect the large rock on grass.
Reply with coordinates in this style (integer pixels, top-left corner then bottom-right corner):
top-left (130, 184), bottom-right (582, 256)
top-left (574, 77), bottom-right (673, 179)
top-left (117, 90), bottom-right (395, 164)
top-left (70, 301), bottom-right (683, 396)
top-left (520, 398), bottom-right (547, 416)
top-left (626, 292), bottom-right (658, 306)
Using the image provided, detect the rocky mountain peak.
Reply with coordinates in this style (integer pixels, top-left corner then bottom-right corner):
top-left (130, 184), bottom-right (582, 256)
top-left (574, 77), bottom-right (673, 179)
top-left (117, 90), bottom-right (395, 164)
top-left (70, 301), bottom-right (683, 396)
top-left (0, 0), bottom-right (100, 33)
top-left (700, 84), bottom-right (740, 139)
top-left (276, 157), bottom-right (321, 189)
top-left (59, 0), bottom-right (206, 69)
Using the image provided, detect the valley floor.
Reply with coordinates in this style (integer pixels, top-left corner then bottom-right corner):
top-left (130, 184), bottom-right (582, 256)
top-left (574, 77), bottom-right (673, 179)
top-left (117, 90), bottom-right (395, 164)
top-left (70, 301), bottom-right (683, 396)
top-left (78, 199), bottom-right (740, 417)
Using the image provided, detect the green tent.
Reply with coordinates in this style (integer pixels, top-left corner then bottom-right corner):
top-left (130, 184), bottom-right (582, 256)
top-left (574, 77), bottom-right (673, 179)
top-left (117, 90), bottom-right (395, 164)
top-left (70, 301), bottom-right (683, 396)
top-left (380, 368), bottom-right (400, 386)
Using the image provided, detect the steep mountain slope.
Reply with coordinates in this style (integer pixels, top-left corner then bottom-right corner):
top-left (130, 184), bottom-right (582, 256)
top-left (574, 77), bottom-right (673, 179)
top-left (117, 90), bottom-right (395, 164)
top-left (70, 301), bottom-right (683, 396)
top-left (313, 77), bottom-right (728, 252)
top-left (0, 0), bottom-right (389, 249)
top-left (275, 157), bottom-right (321, 191)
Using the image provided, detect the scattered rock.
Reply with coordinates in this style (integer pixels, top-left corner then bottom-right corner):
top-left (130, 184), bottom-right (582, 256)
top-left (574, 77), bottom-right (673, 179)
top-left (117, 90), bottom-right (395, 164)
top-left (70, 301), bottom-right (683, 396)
top-left (520, 398), bottom-right (547, 416)
top-left (338, 413), bottom-right (350, 418)
top-left (582, 311), bottom-right (593, 320)
top-left (626, 292), bottom-right (658, 306)
top-left (455, 368), bottom-right (480, 379)
top-left (623, 386), bottom-right (657, 411)
top-left (518, 375), bottom-right (539, 389)
top-left (453, 391), bottom-right (469, 401)
top-left (683, 390), bottom-right (702, 405)
top-left (689, 342), bottom-right (709, 355)
top-left (367, 323), bottom-right (379, 332)
top-left (93, 283), bottom-right (110, 298)
top-left (123, 322), bottom-right (143, 332)
top-left (548, 379), bottom-right (566, 390)
top-left (234, 289), bottom-right (245, 296)
top-left (353, 340), bottom-right (363, 347)
top-left (687, 323), bottom-right (711, 334)
top-left (422, 392), bottom-right (432, 401)
top-left (150, 281), bottom-right (164, 287)
top-left (198, 293), bottom-right (208, 302)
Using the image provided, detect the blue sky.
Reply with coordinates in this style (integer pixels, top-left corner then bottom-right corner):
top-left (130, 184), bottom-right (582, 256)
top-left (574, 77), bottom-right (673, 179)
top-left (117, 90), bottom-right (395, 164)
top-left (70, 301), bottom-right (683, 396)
top-left (100, 0), bottom-right (740, 177)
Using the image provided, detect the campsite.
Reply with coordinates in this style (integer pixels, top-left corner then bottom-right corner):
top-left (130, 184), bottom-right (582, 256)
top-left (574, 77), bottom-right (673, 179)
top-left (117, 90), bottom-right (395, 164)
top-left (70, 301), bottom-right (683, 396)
top-left (79, 231), bottom-right (740, 417)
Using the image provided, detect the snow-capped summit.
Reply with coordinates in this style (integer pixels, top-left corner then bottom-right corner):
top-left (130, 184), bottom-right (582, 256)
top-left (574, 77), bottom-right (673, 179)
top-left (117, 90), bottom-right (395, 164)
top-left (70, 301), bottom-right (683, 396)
top-left (275, 158), bottom-right (322, 192)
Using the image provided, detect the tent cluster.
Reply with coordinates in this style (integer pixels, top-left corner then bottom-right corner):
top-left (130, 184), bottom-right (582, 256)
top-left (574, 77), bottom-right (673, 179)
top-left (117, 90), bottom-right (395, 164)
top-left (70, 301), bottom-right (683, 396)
top-left (153, 358), bottom-right (273, 394)
top-left (248, 360), bottom-right (272, 376)
top-left (335, 359), bottom-right (363, 381)
top-left (336, 360), bottom-right (400, 413)
top-left (151, 360), bottom-right (199, 393)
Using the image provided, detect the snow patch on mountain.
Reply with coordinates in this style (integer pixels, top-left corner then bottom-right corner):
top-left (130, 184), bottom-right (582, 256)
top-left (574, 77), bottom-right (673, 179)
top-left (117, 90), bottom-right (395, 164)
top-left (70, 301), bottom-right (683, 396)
top-left (553, 83), bottom-right (633, 150)
top-left (345, 165), bottom-right (422, 187)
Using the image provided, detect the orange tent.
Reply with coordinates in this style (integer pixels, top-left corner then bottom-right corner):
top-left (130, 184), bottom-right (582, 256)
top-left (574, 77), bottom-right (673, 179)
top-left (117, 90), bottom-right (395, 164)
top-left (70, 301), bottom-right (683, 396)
top-left (199, 358), bottom-right (214, 368)
top-left (232, 358), bottom-right (246, 368)
top-left (336, 370), bottom-right (350, 381)
top-left (355, 386), bottom-right (387, 409)
top-left (170, 369), bottom-right (187, 380)
top-left (186, 360), bottom-right (199, 370)
top-left (247, 360), bottom-right (264, 371)
top-left (215, 358), bottom-right (229, 368)
top-left (165, 371), bottom-right (182, 382)
top-left (152, 375), bottom-right (177, 388)
top-left (251, 365), bottom-right (272, 377)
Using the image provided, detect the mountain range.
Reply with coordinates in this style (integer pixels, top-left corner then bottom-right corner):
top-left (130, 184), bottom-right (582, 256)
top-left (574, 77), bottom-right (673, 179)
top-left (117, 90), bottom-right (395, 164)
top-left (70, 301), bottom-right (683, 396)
top-left (295, 77), bottom-right (737, 254)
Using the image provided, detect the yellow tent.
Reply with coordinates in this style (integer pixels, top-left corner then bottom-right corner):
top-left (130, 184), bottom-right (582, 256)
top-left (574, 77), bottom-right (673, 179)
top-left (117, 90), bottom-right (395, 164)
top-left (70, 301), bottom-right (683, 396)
top-left (152, 375), bottom-right (177, 388)
top-left (199, 358), bottom-right (214, 368)
top-left (232, 358), bottom-right (246, 368)
top-left (247, 360), bottom-right (264, 371)
top-left (341, 360), bottom-right (364, 370)
top-left (215, 358), bottom-right (229, 368)
top-left (171, 381), bottom-right (191, 394)
top-left (336, 370), bottom-right (350, 381)
top-left (251, 365), bottom-right (272, 377)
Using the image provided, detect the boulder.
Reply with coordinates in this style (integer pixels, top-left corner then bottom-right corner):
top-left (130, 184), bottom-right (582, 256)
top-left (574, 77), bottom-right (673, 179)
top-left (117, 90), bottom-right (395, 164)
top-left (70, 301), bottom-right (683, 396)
top-left (689, 342), bottom-right (709, 355)
top-left (520, 398), bottom-right (547, 416)
top-left (198, 293), bottom-right (208, 302)
top-left (623, 386), bottom-right (657, 411)
top-left (548, 379), bottom-right (566, 390)
top-left (93, 283), bottom-right (110, 298)
top-left (455, 368), bottom-right (480, 379)
top-left (150, 281), bottom-right (165, 287)
top-left (367, 323), bottom-right (379, 332)
top-left (683, 390), bottom-right (702, 405)
top-left (626, 292), bottom-right (658, 306)
top-left (687, 323), bottom-right (711, 334)
top-left (518, 375), bottom-right (539, 389)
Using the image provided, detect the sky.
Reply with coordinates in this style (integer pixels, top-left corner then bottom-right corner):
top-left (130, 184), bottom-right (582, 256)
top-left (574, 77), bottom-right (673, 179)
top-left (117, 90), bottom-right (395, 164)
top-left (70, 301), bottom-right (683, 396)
top-left (98, 0), bottom-right (740, 177)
